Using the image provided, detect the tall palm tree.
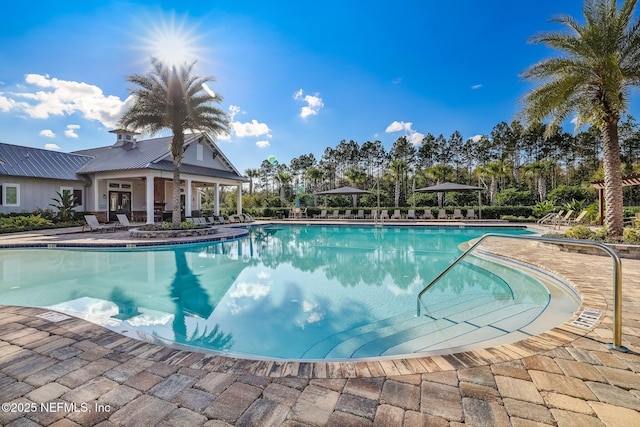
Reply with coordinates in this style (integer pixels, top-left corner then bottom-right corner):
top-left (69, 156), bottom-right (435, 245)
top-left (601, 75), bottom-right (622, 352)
top-left (478, 161), bottom-right (507, 205)
top-left (275, 170), bottom-right (292, 206)
top-left (385, 159), bottom-right (410, 207)
top-left (523, 160), bottom-right (554, 202)
top-left (119, 57), bottom-right (229, 228)
top-left (245, 168), bottom-right (260, 194)
top-left (520, 0), bottom-right (640, 237)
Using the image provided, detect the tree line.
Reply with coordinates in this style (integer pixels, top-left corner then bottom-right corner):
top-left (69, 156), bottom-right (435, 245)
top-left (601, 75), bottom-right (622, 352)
top-left (240, 118), bottom-right (640, 209)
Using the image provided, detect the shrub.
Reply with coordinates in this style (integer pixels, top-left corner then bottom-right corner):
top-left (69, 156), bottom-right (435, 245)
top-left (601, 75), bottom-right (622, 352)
top-left (0, 214), bottom-right (54, 232)
top-left (565, 225), bottom-right (594, 240)
top-left (623, 227), bottom-right (640, 245)
top-left (532, 200), bottom-right (556, 217)
top-left (548, 185), bottom-right (592, 205)
top-left (496, 188), bottom-right (534, 206)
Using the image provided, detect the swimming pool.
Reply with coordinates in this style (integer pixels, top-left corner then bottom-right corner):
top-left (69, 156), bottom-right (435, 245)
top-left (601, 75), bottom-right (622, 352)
top-left (0, 225), bottom-right (579, 360)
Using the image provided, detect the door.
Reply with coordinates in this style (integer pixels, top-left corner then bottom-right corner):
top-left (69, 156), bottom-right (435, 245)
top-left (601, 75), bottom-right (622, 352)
top-left (109, 191), bottom-right (131, 221)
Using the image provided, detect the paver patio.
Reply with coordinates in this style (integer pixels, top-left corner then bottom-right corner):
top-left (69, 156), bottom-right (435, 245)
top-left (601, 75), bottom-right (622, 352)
top-left (1, 224), bottom-right (639, 426)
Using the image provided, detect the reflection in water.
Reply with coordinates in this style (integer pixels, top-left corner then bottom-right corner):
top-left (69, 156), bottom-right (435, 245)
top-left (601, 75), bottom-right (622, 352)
top-left (0, 225), bottom-right (554, 359)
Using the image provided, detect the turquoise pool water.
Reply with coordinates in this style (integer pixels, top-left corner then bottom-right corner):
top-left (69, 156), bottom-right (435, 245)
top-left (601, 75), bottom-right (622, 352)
top-left (0, 225), bottom-right (577, 360)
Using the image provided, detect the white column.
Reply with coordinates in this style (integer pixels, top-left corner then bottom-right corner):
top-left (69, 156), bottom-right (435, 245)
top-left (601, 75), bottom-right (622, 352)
top-left (237, 184), bottom-right (243, 214)
top-left (185, 178), bottom-right (192, 217)
top-left (94, 179), bottom-right (100, 211)
top-left (214, 183), bottom-right (220, 216)
top-left (146, 175), bottom-right (155, 224)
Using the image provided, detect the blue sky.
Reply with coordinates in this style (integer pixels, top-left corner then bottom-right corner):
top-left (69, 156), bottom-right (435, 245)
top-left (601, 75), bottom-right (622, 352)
top-left (0, 1), bottom-right (628, 173)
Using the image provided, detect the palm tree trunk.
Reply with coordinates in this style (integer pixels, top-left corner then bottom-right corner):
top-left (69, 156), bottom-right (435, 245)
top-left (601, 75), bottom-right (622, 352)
top-left (173, 167), bottom-right (182, 228)
top-left (601, 121), bottom-right (624, 237)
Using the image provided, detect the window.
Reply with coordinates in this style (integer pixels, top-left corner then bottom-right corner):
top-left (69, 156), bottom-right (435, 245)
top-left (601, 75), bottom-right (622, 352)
top-left (73, 189), bottom-right (83, 206)
top-left (2, 183), bottom-right (20, 206)
top-left (197, 143), bottom-right (204, 161)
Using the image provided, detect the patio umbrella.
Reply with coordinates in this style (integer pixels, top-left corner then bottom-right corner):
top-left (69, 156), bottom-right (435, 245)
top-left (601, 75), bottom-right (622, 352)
top-left (314, 186), bottom-right (371, 207)
top-left (415, 182), bottom-right (485, 218)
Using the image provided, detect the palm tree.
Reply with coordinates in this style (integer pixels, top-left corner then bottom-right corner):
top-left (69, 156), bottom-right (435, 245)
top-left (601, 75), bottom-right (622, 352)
top-left (523, 160), bottom-right (554, 202)
top-left (274, 170), bottom-right (292, 206)
top-left (245, 168), bottom-right (260, 194)
top-left (385, 159), bottom-right (410, 207)
top-left (478, 161), bottom-right (507, 205)
top-left (119, 57), bottom-right (229, 228)
top-left (520, 0), bottom-right (640, 237)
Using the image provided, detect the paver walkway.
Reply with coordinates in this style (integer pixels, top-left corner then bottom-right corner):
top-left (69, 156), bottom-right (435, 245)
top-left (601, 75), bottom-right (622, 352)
top-left (1, 225), bottom-right (640, 426)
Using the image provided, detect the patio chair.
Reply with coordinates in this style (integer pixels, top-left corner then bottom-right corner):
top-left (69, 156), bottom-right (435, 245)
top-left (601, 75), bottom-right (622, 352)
top-left (116, 214), bottom-right (136, 229)
top-left (207, 217), bottom-right (218, 225)
top-left (537, 210), bottom-right (564, 225)
top-left (465, 209), bottom-right (476, 220)
top-left (391, 210), bottom-right (402, 220)
top-left (554, 210), bottom-right (574, 227)
top-left (341, 210), bottom-right (353, 219)
top-left (406, 209), bottom-right (416, 220)
top-left (437, 209), bottom-right (447, 220)
top-left (422, 209), bottom-right (435, 220)
top-left (83, 215), bottom-right (115, 232)
top-left (185, 217), bottom-right (195, 224)
top-left (194, 217), bottom-right (207, 225)
top-left (380, 210), bottom-right (389, 220)
top-left (328, 210), bottom-right (340, 219)
top-left (452, 209), bottom-right (463, 220)
top-left (368, 210), bottom-right (378, 220)
top-left (217, 216), bottom-right (228, 224)
top-left (228, 215), bottom-right (240, 223)
top-left (242, 213), bottom-right (255, 223)
top-left (565, 210), bottom-right (588, 226)
top-left (314, 210), bottom-right (328, 219)
top-left (355, 210), bottom-right (365, 219)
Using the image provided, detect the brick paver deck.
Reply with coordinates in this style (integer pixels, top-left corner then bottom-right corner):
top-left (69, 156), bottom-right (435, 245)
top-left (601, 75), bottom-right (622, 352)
top-left (1, 223), bottom-right (639, 426)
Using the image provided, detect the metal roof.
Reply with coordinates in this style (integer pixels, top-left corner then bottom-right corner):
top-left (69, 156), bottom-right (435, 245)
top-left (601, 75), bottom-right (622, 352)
top-left (0, 142), bottom-right (92, 181)
top-left (149, 160), bottom-right (249, 182)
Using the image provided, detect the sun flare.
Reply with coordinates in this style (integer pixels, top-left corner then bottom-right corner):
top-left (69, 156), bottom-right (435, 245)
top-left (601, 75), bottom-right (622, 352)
top-left (139, 15), bottom-right (203, 67)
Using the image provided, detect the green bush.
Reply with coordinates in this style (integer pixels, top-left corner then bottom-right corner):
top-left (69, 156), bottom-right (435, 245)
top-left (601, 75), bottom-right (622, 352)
top-left (501, 215), bottom-right (537, 223)
top-left (548, 185), bottom-right (593, 205)
top-left (565, 225), bottom-right (595, 240)
top-left (0, 215), bottom-right (54, 232)
top-left (623, 227), bottom-right (640, 244)
top-left (496, 188), bottom-right (535, 206)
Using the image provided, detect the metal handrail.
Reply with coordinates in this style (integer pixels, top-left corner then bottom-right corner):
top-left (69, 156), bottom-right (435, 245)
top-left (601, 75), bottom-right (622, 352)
top-left (416, 233), bottom-right (626, 351)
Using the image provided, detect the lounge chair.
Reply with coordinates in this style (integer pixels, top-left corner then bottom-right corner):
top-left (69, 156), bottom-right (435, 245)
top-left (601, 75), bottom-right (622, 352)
top-left (341, 210), bottom-right (353, 219)
top-left (465, 209), bottom-right (476, 220)
top-left (437, 209), bottom-right (447, 220)
top-left (84, 214), bottom-right (115, 232)
top-left (355, 210), bottom-right (365, 219)
top-left (328, 210), bottom-right (340, 219)
top-left (368, 210), bottom-right (378, 220)
top-left (565, 210), bottom-right (588, 226)
top-left (422, 209), bottom-right (435, 220)
top-left (194, 217), bottom-right (207, 225)
top-left (407, 209), bottom-right (416, 220)
top-left (314, 210), bottom-right (327, 219)
top-left (391, 210), bottom-right (402, 220)
top-left (554, 210), bottom-right (574, 227)
top-left (228, 215), bottom-right (240, 223)
top-left (380, 210), bottom-right (389, 220)
top-left (537, 210), bottom-right (564, 225)
top-left (116, 214), bottom-right (136, 229)
top-left (452, 209), bottom-right (463, 220)
top-left (242, 213), bottom-right (255, 223)
top-left (217, 216), bottom-right (228, 224)
top-left (207, 217), bottom-right (218, 225)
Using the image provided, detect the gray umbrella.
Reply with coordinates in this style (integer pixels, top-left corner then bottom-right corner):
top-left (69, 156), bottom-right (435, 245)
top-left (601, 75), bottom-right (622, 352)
top-left (314, 186), bottom-right (371, 207)
top-left (415, 182), bottom-right (485, 218)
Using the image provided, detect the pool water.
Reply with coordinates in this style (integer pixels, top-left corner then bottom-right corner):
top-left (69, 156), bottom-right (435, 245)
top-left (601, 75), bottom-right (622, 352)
top-left (0, 225), bottom-right (578, 360)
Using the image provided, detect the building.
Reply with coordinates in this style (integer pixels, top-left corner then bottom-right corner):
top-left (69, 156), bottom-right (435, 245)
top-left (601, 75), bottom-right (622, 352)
top-left (0, 130), bottom-right (247, 223)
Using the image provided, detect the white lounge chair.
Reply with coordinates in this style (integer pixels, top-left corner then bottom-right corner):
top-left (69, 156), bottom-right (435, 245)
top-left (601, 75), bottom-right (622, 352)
top-left (407, 209), bottom-right (416, 220)
top-left (314, 210), bottom-right (327, 219)
top-left (391, 210), bottom-right (402, 220)
top-left (84, 214), bottom-right (115, 232)
top-left (422, 209), bottom-right (435, 220)
top-left (452, 209), bottom-right (463, 220)
top-left (465, 209), bottom-right (476, 220)
top-left (380, 210), bottom-right (389, 220)
top-left (116, 214), bottom-right (135, 229)
top-left (355, 210), bottom-right (365, 219)
top-left (437, 209), bottom-right (447, 220)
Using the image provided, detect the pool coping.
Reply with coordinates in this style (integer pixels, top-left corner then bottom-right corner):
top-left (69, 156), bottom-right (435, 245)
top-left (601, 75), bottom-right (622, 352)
top-left (0, 223), bottom-right (609, 377)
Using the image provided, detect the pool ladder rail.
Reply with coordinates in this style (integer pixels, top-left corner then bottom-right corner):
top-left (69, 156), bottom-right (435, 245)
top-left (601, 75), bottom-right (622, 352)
top-left (416, 233), bottom-right (627, 352)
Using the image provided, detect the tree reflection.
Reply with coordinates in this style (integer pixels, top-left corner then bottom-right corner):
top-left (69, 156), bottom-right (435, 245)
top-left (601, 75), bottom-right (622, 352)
top-left (170, 249), bottom-right (233, 350)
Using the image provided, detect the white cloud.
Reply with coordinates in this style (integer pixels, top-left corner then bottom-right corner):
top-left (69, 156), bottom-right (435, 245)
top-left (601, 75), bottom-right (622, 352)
top-left (294, 89), bottom-right (324, 119)
top-left (44, 143), bottom-right (61, 150)
top-left (256, 140), bottom-right (270, 148)
top-left (470, 134), bottom-right (483, 142)
top-left (229, 282), bottom-right (270, 300)
top-left (39, 129), bottom-right (55, 138)
top-left (231, 119), bottom-right (271, 138)
top-left (4, 74), bottom-right (127, 128)
top-left (64, 124), bottom-right (80, 138)
top-left (386, 121), bottom-right (413, 133)
top-left (386, 120), bottom-right (424, 145)
top-left (228, 104), bottom-right (242, 120)
top-left (471, 84), bottom-right (483, 90)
